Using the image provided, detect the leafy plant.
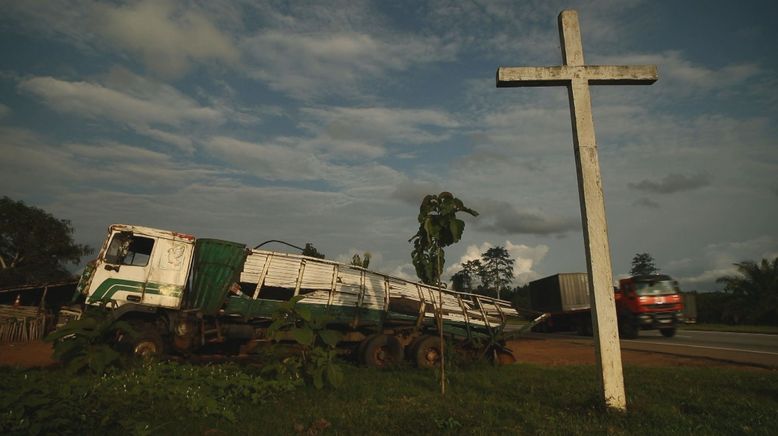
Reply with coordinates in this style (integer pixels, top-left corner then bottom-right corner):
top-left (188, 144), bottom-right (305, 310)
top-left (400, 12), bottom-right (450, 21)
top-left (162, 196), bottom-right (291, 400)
top-left (409, 192), bottom-right (478, 286)
top-left (44, 306), bottom-right (135, 374)
top-left (264, 295), bottom-right (344, 389)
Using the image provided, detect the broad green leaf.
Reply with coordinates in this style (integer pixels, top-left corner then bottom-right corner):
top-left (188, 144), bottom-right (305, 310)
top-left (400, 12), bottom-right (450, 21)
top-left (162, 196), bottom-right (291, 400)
top-left (327, 364), bottom-right (344, 387)
top-left (295, 305), bottom-right (312, 322)
top-left (318, 329), bottom-right (342, 347)
top-left (291, 327), bottom-right (314, 346)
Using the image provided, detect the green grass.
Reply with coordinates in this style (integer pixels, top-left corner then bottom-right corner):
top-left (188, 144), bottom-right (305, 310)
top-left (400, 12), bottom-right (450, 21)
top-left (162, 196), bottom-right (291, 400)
top-left (2, 360), bottom-right (777, 435)
top-left (681, 323), bottom-right (778, 335)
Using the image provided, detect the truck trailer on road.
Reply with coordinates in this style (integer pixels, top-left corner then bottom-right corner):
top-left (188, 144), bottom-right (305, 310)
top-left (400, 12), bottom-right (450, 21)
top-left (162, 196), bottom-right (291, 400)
top-left (529, 272), bottom-right (685, 338)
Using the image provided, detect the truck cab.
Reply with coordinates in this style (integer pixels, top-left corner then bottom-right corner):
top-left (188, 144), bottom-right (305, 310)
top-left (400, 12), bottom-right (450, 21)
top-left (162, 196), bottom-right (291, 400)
top-left (79, 224), bottom-right (195, 310)
top-left (615, 274), bottom-right (684, 338)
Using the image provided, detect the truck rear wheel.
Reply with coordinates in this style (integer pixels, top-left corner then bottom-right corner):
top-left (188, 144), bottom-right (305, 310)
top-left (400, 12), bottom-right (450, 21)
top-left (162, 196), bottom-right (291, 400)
top-left (660, 327), bottom-right (676, 338)
top-left (361, 334), bottom-right (404, 368)
top-left (409, 335), bottom-right (442, 368)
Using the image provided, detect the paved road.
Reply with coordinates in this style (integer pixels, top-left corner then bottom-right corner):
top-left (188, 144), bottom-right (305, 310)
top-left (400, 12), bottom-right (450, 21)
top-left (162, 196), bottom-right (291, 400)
top-left (538, 329), bottom-right (778, 368)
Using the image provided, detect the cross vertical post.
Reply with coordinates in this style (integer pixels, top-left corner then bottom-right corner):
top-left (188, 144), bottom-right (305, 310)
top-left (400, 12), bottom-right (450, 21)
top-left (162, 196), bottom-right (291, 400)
top-left (496, 10), bottom-right (657, 411)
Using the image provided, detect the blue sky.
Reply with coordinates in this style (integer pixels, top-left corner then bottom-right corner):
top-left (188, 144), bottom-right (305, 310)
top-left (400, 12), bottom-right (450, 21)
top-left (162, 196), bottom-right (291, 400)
top-left (1, 0), bottom-right (776, 291)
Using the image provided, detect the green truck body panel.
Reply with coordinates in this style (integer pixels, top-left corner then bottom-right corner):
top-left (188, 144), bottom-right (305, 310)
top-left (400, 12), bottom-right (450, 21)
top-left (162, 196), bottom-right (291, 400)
top-left (185, 239), bottom-right (248, 316)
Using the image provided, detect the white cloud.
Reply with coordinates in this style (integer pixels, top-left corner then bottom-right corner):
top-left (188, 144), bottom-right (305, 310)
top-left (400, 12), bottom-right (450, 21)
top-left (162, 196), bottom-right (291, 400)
top-left (203, 135), bottom-right (404, 192)
top-left (297, 106), bottom-right (459, 158)
top-left (671, 236), bottom-right (778, 290)
top-left (94, 0), bottom-right (239, 77)
top-left (242, 30), bottom-right (456, 100)
top-left (17, 71), bottom-right (232, 152)
top-left (19, 75), bottom-right (222, 127)
top-left (600, 51), bottom-right (761, 94)
top-left (204, 136), bottom-right (326, 182)
top-left (4, 0), bottom-right (240, 78)
top-left (446, 240), bottom-right (549, 286)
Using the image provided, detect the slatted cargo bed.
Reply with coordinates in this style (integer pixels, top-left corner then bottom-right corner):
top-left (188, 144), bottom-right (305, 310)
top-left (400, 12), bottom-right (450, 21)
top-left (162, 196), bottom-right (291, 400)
top-left (234, 249), bottom-right (520, 339)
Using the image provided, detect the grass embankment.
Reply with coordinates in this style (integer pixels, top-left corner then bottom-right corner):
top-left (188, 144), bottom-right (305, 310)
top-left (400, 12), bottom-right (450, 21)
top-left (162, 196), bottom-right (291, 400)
top-left (681, 323), bottom-right (778, 335)
top-left (2, 361), bottom-right (777, 435)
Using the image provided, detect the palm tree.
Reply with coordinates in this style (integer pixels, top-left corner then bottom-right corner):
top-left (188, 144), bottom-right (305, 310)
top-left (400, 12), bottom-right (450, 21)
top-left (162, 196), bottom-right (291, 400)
top-left (716, 257), bottom-right (778, 325)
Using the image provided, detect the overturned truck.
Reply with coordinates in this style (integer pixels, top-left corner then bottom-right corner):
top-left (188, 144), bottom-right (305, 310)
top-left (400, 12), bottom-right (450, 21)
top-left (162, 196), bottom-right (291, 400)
top-left (75, 224), bottom-right (541, 367)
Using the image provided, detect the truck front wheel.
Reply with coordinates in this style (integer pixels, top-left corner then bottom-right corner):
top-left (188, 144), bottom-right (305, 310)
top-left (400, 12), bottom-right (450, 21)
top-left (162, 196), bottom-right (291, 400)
top-left (618, 316), bottom-right (639, 339)
top-left (660, 327), bottom-right (676, 338)
top-left (119, 321), bottom-right (165, 358)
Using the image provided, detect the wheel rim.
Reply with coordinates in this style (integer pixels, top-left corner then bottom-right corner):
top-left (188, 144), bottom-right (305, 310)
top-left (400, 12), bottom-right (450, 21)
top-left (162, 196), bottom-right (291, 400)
top-left (372, 346), bottom-right (389, 366)
top-left (423, 347), bottom-right (440, 365)
top-left (133, 340), bottom-right (159, 357)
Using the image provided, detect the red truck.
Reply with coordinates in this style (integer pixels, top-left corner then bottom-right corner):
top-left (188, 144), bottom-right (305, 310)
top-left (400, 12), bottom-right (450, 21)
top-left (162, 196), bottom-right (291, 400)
top-left (529, 273), bottom-right (685, 339)
top-left (615, 274), bottom-right (684, 338)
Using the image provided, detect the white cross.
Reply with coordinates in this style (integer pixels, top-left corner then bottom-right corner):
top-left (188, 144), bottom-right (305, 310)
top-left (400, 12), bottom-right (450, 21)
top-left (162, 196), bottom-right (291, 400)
top-left (496, 10), bottom-right (657, 411)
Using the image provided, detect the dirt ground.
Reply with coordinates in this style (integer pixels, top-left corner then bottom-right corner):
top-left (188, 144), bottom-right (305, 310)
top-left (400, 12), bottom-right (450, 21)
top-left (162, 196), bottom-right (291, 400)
top-left (0, 337), bottom-right (763, 370)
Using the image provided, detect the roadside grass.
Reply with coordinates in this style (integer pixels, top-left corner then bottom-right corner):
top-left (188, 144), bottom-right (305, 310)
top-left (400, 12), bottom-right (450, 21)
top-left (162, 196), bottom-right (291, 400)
top-left (681, 323), bottom-right (778, 335)
top-left (2, 360), bottom-right (777, 435)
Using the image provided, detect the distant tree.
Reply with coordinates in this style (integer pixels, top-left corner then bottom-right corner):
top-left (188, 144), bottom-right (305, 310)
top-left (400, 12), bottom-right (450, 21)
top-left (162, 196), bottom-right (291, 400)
top-left (451, 259), bottom-right (482, 292)
top-left (630, 252), bottom-right (658, 276)
top-left (409, 192), bottom-right (478, 286)
top-left (301, 243), bottom-right (325, 259)
top-left (511, 284), bottom-right (531, 309)
top-left (480, 246), bottom-right (515, 299)
top-left (0, 196), bottom-right (93, 287)
top-left (716, 257), bottom-right (778, 325)
top-left (350, 252), bottom-right (371, 268)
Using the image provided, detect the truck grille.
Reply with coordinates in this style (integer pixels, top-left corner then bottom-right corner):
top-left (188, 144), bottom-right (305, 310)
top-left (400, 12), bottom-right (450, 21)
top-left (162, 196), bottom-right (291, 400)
top-left (645, 303), bottom-right (679, 310)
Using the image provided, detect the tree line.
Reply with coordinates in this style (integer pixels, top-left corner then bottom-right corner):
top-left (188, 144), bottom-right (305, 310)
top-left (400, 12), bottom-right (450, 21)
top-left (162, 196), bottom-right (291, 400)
top-left (2, 195), bottom-right (776, 326)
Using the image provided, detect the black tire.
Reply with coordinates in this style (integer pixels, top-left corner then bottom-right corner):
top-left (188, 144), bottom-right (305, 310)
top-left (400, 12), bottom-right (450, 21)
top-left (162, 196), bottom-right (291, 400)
top-left (410, 335), bottom-right (442, 369)
top-left (618, 316), bottom-right (639, 339)
top-left (356, 334), bottom-right (373, 364)
top-left (119, 322), bottom-right (165, 358)
top-left (576, 320), bottom-right (593, 337)
top-left (660, 327), bottom-right (676, 338)
top-left (361, 334), bottom-right (404, 368)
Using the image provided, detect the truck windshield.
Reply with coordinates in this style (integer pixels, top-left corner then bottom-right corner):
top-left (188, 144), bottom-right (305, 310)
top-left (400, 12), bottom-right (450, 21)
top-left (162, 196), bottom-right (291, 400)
top-left (634, 280), bottom-right (677, 296)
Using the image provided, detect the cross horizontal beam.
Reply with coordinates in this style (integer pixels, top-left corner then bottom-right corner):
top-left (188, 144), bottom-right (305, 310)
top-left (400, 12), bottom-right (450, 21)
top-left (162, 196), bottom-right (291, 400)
top-left (496, 65), bottom-right (657, 87)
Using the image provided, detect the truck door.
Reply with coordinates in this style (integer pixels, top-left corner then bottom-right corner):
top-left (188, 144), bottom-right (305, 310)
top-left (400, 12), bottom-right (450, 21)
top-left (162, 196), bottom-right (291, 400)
top-left (85, 229), bottom-right (193, 309)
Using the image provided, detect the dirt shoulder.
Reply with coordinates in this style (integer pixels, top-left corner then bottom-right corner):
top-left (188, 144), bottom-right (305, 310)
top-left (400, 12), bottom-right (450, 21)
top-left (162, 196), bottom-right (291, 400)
top-left (507, 336), bottom-right (772, 370)
top-left (1, 338), bottom-right (771, 370)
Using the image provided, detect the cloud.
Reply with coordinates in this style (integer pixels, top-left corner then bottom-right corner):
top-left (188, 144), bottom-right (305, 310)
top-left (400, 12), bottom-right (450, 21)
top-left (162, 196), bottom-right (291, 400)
top-left (94, 0), bottom-right (239, 77)
top-left (0, 127), bottom-right (220, 198)
top-left (17, 70), bottom-right (232, 152)
top-left (628, 173), bottom-right (710, 194)
top-left (472, 199), bottom-right (578, 236)
top-left (204, 136), bottom-right (327, 182)
top-left (390, 180), bottom-right (445, 206)
top-left (0, 103), bottom-right (10, 119)
top-left (203, 135), bottom-right (404, 192)
top-left (601, 51), bottom-right (762, 96)
top-left (4, 1), bottom-right (240, 78)
top-left (446, 240), bottom-right (549, 286)
top-left (302, 106), bottom-right (457, 148)
top-left (633, 197), bottom-right (660, 208)
top-left (19, 75), bottom-right (222, 127)
top-left (670, 235), bottom-right (778, 290)
top-left (241, 30), bottom-right (456, 100)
